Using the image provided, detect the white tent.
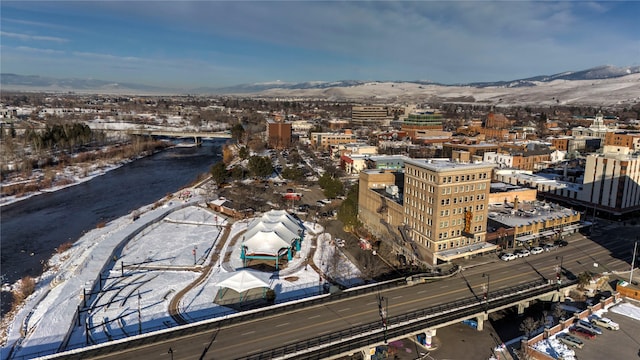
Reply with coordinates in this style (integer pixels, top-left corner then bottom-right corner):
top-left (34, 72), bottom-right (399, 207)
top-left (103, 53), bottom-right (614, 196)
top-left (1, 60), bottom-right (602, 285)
top-left (216, 270), bottom-right (271, 293)
top-left (244, 230), bottom-right (291, 256)
top-left (244, 221), bottom-right (300, 244)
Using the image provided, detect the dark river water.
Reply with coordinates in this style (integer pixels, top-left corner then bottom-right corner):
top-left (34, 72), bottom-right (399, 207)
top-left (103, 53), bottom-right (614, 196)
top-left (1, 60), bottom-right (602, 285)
top-left (0, 141), bottom-right (223, 316)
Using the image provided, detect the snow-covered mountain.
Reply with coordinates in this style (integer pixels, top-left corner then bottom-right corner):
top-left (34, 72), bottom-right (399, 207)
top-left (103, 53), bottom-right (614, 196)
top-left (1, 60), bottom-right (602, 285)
top-left (0, 73), bottom-right (174, 95)
top-left (2, 65), bottom-right (639, 106)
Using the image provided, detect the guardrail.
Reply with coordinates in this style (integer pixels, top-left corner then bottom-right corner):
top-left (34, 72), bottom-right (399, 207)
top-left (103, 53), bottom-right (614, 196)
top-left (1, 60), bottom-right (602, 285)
top-left (31, 276), bottom-right (571, 360)
top-left (238, 278), bottom-right (574, 360)
top-left (30, 277), bottom-right (409, 359)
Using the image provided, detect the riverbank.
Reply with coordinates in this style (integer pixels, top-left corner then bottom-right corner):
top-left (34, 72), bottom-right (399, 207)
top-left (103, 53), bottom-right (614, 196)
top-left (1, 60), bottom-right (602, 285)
top-left (1, 141), bottom-right (224, 321)
top-left (0, 141), bottom-right (173, 208)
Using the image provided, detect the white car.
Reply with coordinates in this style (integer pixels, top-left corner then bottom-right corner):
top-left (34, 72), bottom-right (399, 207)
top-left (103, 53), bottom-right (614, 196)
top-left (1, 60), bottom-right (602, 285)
top-left (514, 249), bottom-right (530, 257)
top-left (589, 315), bottom-right (619, 330)
top-left (501, 253), bottom-right (517, 261)
top-left (530, 247), bottom-right (544, 255)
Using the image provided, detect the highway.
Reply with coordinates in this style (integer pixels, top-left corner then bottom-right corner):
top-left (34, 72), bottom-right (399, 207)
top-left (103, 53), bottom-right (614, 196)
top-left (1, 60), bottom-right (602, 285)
top-left (52, 233), bottom-right (631, 360)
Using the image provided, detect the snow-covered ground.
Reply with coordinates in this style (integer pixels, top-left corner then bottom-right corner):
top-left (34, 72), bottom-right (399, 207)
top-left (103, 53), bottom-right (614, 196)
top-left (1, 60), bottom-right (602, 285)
top-left (1, 190), bottom-right (363, 360)
top-left (530, 300), bottom-right (640, 360)
top-left (258, 73), bottom-right (640, 107)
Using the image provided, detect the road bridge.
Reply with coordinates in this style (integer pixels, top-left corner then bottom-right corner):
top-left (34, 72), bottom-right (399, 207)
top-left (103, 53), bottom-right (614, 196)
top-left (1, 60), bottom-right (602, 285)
top-left (31, 235), bottom-right (632, 360)
top-left (126, 129), bottom-right (232, 145)
top-left (37, 277), bottom-right (575, 360)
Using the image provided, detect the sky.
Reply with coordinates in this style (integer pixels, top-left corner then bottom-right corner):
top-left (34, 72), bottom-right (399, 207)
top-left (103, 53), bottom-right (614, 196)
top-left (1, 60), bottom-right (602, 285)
top-left (1, 1), bottom-right (639, 89)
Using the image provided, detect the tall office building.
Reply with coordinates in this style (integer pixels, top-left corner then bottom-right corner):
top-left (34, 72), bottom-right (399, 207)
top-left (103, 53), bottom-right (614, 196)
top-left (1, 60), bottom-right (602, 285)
top-left (351, 105), bottom-right (391, 126)
top-left (266, 119), bottom-right (292, 149)
top-left (579, 146), bottom-right (640, 215)
top-left (403, 159), bottom-right (496, 264)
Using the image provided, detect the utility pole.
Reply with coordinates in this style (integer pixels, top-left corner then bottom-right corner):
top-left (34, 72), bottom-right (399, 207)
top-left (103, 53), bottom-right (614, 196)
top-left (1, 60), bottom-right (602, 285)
top-left (482, 273), bottom-right (490, 312)
top-left (192, 245), bottom-right (198, 265)
top-left (630, 240), bottom-right (638, 284)
top-left (556, 255), bottom-right (564, 290)
top-left (137, 290), bottom-right (142, 335)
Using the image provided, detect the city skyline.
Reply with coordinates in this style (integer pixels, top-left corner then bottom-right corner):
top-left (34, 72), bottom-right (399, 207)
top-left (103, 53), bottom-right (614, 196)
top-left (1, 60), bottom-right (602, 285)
top-left (1, 1), bottom-right (639, 89)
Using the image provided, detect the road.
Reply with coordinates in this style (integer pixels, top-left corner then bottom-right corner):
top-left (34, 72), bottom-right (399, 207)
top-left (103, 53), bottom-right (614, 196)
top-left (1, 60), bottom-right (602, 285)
top-left (70, 233), bottom-right (633, 360)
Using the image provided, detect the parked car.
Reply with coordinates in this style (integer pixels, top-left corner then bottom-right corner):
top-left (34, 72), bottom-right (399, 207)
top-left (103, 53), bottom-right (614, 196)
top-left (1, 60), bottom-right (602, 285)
top-left (514, 249), bottom-right (531, 257)
top-left (575, 319), bottom-right (603, 334)
top-left (569, 326), bottom-right (596, 339)
top-left (589, 315), bottom-right (619, 330)
top-left (557, 333), bottom-right (584, 349)
top-left (530, 247), bottom-right (544, 255)
top-left (501, 253), bottom-right (517, 261)
top-left (543, 243), bottom-right (558, 252)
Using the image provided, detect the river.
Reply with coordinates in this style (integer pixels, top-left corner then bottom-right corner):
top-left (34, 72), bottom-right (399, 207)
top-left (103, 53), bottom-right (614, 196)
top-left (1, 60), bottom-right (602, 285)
top-left (0, 140), bottom-right (224, 317)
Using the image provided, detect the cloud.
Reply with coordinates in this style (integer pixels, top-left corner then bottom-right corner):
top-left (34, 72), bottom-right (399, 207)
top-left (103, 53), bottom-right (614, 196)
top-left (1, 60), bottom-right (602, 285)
top-left (2, 18), bottom-right (80, 32)
top-left (0, 31), bottom-right (69, 43)
top-left (15, 46), bottom-right (65, 55)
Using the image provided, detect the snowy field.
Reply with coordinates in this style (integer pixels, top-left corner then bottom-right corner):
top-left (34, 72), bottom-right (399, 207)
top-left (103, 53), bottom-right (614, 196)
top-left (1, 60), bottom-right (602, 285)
top-left (2, 191), bottom-right (364, 360)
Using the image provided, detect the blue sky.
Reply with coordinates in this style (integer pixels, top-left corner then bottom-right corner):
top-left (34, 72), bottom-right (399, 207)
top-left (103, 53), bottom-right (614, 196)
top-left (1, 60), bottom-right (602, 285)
top-left (1, 1), bottom-right (639, 89)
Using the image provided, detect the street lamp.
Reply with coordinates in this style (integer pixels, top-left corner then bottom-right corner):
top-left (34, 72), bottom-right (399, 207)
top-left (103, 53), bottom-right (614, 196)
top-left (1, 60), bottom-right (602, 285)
top-left (630, 239), bottom-right (638, 284)
top-left (482, 273), bottom-right (490, 312)
top-left (377, 294), bottom-right (388, 343)
top-left (555, 255), bottom-right (564, 290)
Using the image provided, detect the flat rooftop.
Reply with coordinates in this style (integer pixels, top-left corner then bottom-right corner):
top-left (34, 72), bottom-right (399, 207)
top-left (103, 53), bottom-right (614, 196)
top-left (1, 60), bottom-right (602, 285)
top-left (487, 201), bottom-right (579, 228)
top-left (405, 158), bottom-right (496, 172)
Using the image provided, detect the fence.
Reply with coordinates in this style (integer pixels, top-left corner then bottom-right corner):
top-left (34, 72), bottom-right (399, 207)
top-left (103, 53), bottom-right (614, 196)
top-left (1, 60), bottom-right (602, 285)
top-left (522, 293), bottom-right (620, 360)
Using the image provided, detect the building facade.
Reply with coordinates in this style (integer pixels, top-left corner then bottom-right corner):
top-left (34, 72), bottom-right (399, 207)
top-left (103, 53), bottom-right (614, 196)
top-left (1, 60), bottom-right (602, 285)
top-left (403, 159), bottom-right (496, 264)
top-left (351, 106), bottom-right (392, 126)
top-left (266, 119), bottom-right (292, 149)
top-left (578, 146), bottom-right (640, 215)
top-left (309, 131), bottom-right (357, 149)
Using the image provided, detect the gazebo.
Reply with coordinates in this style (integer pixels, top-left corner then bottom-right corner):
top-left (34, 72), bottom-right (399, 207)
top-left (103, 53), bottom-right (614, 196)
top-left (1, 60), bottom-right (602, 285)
top-left (214, 270), bottom-right (272, 307)
top-left (240, 210), bottom-right (305, 270)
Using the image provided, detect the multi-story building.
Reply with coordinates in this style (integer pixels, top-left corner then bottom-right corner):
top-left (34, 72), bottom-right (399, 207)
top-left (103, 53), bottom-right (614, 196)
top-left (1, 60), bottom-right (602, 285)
top-left (483, 151), bottom-right (551, 171)
top-left (351, 106), bottom-right (392, 126)
top-left (487, 200), bottom-right (582, 249)
top-left (358, 169), bottom-right (405, 244)
top-left (309, 130), bottom-right (357, 149)
top-left (401, 110), bottom-right (444, 139)
top-left (485, 112), bottom-right (513, 129)
top-left (578, 146), bottom-right (640, 215)
top-left (570, 112), bottom-right (616, 140)
top-left (403, 159), bottom-right (497, 265)
top-left (442, 142), bottom-right (499, 159)
top-left (266, 119), bottom-right (292, 149)
top-left (605, 131), bottom-right (640, 152)
top-left (495, 146), bottom-right (640, 216)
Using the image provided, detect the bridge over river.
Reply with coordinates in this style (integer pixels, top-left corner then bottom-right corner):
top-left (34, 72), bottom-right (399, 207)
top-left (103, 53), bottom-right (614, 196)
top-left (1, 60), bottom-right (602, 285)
top-left (124, 129), bottom-right (232, 144)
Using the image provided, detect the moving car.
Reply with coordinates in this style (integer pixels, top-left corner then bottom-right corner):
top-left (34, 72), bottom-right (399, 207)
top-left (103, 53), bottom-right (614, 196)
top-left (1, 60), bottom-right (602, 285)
top-left (569, 326), bottom-right (596, 339)
top-left (575, 319), bottom-right (603, 334)
top-left (556, 333), bottom-right (584, 349)
top-left (501, 253), bottom-right (517, 261)
top-left (514, 249), bottom-right (530, 257)
top-left (554, 239), bottom-right (568, 247)
top-left (530, 247), bottom-right (544, 255)
top-left (589, 315), bottom-right (620, 330)
top-left (543, 243), bottom-right (558, 252)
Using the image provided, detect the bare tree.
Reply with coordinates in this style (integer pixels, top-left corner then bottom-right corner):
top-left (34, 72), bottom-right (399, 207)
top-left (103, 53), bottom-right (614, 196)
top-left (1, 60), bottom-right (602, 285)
top-left (552, 303), bottom-right (566, 321)
top-left (519, 317), bottom-right (540, 338)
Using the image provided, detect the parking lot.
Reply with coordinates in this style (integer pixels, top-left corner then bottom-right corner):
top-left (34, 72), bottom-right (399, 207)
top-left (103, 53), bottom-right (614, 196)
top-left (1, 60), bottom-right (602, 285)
top-left (569, 303), bottom-right (640, 360)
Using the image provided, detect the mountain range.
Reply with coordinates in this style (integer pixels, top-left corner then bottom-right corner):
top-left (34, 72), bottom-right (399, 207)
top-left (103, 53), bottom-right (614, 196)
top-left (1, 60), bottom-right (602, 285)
top-left (2, 65), bottom-right (639, 107)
